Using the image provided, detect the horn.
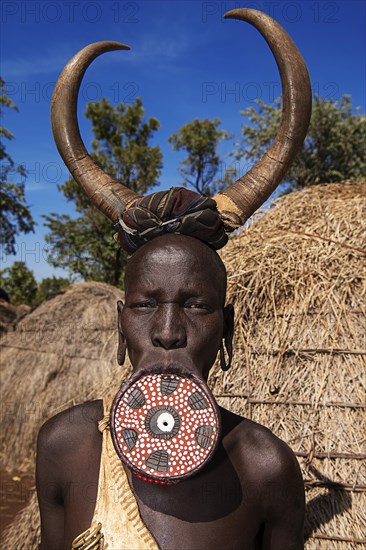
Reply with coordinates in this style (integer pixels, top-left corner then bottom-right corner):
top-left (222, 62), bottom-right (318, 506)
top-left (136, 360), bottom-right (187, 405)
top-left (51, 41), bottom-right (140, 223)
top-left (213, 9), bottom-right (312, 229)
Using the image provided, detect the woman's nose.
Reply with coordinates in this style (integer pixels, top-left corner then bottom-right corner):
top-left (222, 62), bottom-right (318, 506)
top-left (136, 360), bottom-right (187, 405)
top-left (151, 304), bottom-right (187, 350)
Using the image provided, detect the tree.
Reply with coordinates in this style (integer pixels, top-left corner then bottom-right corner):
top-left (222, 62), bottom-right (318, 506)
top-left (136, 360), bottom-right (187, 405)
top-left (0, 77), bottom-right (35, 255)
top-left (231, 95), bottom-right (366, 191)
top-left (34, 276), bottom-right (70, 306)
top-left (0, 261), bottom-right (38, 305)
top-left (169, 118), bottom-right (230, 196)
top-left (44, 97), bottom-right (162, 286)
top-left (0, 262), bottom-right (70, 306)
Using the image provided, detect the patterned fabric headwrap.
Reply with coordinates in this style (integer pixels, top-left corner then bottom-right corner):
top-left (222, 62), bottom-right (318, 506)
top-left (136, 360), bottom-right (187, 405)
top-left (114, 187), bottom-right (228, 254)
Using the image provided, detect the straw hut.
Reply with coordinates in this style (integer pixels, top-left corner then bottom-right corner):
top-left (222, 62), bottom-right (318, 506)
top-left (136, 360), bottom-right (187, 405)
top-left (2, 181), bottom-right (365, 548)
top-left (0, 281), bottom-right (125, 473)
top-left (210, 180), bottom-right (366, 548)
top-left (0, 300), bottom-right (30, 335)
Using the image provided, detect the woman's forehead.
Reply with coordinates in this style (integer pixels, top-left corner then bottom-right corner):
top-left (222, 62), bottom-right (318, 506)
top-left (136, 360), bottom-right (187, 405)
top-left (125, 236), bottom-right (227, 298)
top-left (144, 244), bottom-right (213, 269)
top-left (127, 247), bottom-right (214, 287)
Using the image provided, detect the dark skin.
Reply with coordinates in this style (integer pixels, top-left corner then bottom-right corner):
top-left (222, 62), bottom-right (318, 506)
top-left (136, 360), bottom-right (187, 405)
top-left (36, 234), bottom-right (305, 550)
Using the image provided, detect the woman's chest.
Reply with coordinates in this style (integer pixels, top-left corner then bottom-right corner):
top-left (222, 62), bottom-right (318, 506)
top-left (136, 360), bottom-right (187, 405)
top-left (138, 502), bottom-right (260, 550)
top-left (133, 472), bottom-right (261, 550)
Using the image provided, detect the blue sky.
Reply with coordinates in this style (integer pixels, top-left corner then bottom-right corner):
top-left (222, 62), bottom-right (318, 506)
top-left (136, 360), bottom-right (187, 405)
top-left (1, 0), bottom-right (365, 281)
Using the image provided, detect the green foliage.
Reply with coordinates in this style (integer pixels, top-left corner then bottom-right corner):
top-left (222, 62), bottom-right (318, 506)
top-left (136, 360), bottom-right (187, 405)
top-left (0, 77), bottom-right (35, 255)
top-left (44, 97), bottom-right (162, 286)
top-left (43, 212), bottom-right (126, 285)
top-left (169, 118), bottom-right (230, 196)
top-left (0, 262), bottom-right (70, 306)
top-left (34, 276), bottom-right (70, 306)
top-left (0, 261), bottom-right (38, 305)
top-left (232, 95), bottom-right (366, 191)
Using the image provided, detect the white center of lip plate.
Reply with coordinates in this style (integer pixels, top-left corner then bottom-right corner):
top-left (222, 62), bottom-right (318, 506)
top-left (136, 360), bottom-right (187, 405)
top-left (157, 411), bottom-right (175, 432)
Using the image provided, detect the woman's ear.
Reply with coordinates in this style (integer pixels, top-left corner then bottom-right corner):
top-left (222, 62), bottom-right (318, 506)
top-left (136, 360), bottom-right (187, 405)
top-left (223, 304), bottom-right (234, 369)
top-left (117, 300), bottom-right (126, 366)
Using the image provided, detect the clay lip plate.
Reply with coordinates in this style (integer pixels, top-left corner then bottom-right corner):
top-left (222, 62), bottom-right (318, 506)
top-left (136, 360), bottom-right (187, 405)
top-left (110, 372), bottom-right (221, 483)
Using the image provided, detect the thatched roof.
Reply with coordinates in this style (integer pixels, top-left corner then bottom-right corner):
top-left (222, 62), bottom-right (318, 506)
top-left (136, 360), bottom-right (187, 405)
top-left (0, 281), bottom-right (125, 472)
top-left (2, 181), bottom-right (365, 548)
top-left (0, 300), bottom-right (30, 335)
top-left (210, 180), bottom-right (366, 547)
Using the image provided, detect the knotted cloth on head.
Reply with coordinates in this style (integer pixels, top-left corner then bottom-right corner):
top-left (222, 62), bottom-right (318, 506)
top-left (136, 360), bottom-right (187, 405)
top-left (114, 187), bottom-right (228, 254)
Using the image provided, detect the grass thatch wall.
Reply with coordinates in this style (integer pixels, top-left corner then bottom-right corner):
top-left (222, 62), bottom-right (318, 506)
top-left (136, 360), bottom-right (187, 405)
top-left (2, 182), bottom-right (365, 548)
top-left (209, 180), bottom-right (366, 548)
top-left (0, 281), bottom-right (125, 473)
top-left (0, 301), bottom-right (30, 335)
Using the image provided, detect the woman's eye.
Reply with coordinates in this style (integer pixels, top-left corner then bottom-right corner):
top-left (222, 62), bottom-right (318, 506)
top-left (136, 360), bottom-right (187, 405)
top-left (185, 302), bottom-right (208, 310)
top-left (132, 300), bottom-right (156, 309)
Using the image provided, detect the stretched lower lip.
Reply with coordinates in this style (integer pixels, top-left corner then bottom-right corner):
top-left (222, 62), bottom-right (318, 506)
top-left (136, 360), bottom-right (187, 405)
top-left (132, 362), bottom-right (199, 381)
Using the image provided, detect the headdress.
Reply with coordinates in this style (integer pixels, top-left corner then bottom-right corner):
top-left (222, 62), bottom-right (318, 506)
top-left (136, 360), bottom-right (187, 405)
top-left (50, 9), bottom-right (312, 253)
top-left (50, 9), bottom-right (312, 484)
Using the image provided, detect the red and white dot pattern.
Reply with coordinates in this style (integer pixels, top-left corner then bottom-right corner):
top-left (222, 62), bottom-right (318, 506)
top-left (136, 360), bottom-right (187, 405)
top-left (111, 374), bottom-right (219, 481)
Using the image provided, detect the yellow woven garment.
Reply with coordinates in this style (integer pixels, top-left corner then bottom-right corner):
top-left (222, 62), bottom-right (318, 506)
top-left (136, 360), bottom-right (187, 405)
top-left (71, 401), bottom-right (159, 550)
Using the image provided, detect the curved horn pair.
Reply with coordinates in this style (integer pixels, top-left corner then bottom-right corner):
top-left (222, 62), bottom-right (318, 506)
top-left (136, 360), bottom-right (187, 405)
top-left (51, 9), bottom-right (312, 228)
